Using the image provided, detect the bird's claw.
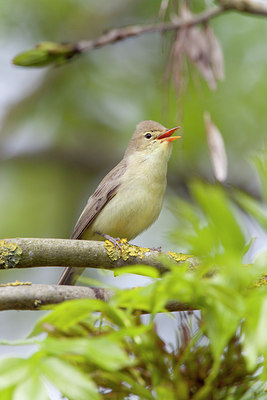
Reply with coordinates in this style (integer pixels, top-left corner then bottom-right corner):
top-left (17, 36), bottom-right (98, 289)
top-left (150, 246), bottom-right (162, 252)
top-left (96, 232), bottom-right (123, 252)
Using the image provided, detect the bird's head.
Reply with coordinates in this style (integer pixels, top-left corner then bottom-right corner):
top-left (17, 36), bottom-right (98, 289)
top-left (125, 120), bottom-right (181, 158)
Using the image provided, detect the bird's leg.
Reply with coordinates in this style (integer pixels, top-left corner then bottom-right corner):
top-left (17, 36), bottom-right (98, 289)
top-left (150, 246), bottom-right (162, 252)
top-left (95, 231), bottom-right (123, 251)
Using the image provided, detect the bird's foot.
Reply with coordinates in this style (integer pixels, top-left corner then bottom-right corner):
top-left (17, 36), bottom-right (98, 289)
top-left (95, 232), bottom-right (123, 252)
top-left (150, 246), bottom-right (162, 252)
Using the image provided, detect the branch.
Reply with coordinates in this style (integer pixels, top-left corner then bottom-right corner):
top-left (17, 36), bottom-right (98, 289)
top-left (219, 0), bottom-right (267, 16)
top-left (0, 239), bottom-right (265, 312)
top-left (0, 283), bottom-right (113, 311)
top-left (0, 238), bottom-right (195, 273)
top-left (76, 0), bottom-right (267, 53)
top-left (74, 6), bottom-right (224, 53)
top-left (0, 283), bottom-right (194, 312)
top-left (0, 277), bottom-right (265, 311)
top-left (0, 238), bottom-right (196, 311)
top-left (13, 0), bottom-right (267, 68)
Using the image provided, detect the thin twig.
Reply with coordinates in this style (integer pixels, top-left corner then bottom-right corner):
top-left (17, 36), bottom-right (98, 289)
top-left (74, 1), bottom-right (267, 54)
top-left (219, 0), bottom-right (267, 16)
top-left (13, 1), bottom-right (267, 67)
top-left (75, 7), bottom-right (224, 53)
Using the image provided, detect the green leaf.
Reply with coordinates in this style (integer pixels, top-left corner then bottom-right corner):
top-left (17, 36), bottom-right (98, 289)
top-left (42, 337), bottom-right (133, 371)
top-left (204, 302), bottom-right (240, 361)
top-left (0, 358), bottom-right (30, 389)
top-left (40, 357), bottom-right (100, 400)
top-left (191, 181), bottom-right (245, 254)
top-left (243, 293), bottom-right (267, 371)
top-left (0, 387), bottom-right (14, 400)
top-left (31, 297), bottom-right (133, 339)
top-left (13, 376), bottom-right (49, 400)
top-left (233, 188), bottom-right (267, 231)
top-left (77, 275), bottom-right (115, 288)
top-left (156, 385), bottom-right (176, 400)
top-left (253, 152), bottom-right (267, 202)
top-left (105, 371), bottom-right (154, 400)
top-left (0, 338), bottom-right (39, 346)
top-left (100, 302), bottom-right (132, 328)
top-left (115, 280), bottom-right (173, 319)
top-left (29, 299), bottom-right (107, 337)
top-left (114, 265), bottom-right (159, 278)
top-left (108, 324), bottom-right (151, 341)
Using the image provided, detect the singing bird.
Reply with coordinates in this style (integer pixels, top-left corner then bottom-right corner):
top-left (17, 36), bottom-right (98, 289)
top-left (58, 120), bottom-right (181, 285)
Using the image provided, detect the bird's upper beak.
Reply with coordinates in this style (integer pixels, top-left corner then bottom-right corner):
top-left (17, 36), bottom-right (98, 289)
top-left (156, 126), bottom-right (181, 143)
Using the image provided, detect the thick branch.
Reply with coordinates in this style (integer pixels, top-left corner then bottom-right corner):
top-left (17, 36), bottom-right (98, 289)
top-left (0, 238), bottom-right (195, 274)
top-left (0, 283), bottom-right (194, 312)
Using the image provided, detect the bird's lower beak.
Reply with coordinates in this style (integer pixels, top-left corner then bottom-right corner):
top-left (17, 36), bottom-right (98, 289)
top-left (156, 126), bottom-right (181, 142)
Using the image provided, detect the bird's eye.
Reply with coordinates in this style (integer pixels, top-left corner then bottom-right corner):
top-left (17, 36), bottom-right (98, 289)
top-left (145, 132), bottom-right (152, 139)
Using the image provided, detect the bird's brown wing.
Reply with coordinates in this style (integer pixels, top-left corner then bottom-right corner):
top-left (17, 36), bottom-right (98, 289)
top-left (71, 158), bottom-right (127, 239)
top-left (57, 159), bottom-right (127, 286)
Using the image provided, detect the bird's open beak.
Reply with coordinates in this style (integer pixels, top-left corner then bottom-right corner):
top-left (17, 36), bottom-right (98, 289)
top-left (156, 126), bottom-right (181, 143)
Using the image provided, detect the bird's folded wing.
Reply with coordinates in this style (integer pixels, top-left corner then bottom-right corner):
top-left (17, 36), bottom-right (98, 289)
top-left (71, 159), bottom-right (127, 239)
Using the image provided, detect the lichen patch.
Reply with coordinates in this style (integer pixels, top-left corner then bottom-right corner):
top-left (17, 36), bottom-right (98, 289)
top-left (105, 238), bottom-right (150, 262)
top-left (168, 251), bottom-right (193, 263)
top-left (0, 240), bottom-right (22, 269)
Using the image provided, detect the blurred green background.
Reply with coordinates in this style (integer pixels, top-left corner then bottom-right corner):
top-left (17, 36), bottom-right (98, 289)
top-left (0, 0), bottom-right (266, 286)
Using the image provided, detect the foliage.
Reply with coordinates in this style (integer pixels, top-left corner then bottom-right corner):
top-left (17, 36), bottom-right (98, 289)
top-left (1, 160), bottom-right (267, 398)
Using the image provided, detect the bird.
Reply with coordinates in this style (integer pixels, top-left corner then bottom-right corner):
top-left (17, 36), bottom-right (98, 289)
top-left (58, 120), bottom-right (181, 285)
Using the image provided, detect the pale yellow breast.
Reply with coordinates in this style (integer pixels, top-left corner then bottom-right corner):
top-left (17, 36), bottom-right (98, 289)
top-left (82, 143), bottom-right (171, 241)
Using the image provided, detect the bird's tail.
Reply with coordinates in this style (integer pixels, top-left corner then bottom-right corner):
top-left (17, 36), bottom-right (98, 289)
top-left (57, 266), bottom-right (84, 285)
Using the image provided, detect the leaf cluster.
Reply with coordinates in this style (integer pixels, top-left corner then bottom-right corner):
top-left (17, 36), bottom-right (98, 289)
top-left (1, 153), bottom-right (267, 399)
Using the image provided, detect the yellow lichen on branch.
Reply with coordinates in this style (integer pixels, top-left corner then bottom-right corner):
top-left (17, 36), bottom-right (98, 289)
top-left (168, 251), bottom-right (193, 263)
top-left (104, 238), bottom-right (150, 262)
top-left (0, 280), bottom-right (31, 287)
top-left (0, 240), bottom-right (22, 269)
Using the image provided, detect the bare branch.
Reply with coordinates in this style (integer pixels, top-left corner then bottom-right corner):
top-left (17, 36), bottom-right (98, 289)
top-left (219, 0), bottom-right (267, 16)
top-left (75, 7), bottom-right (225, 53)
top-left (0, 239), bottom-right (265, 312)
top-left (0, 283), bottom-right (194, 312)
top-left (0, 238), bottom-right (196, 274)
top-left (13, 6), bottom-right (225, 67)
top-left (70, 0), bottom-right (267, 52)
top-left (76, 1), bottom-right (267, 54)
top-left (0, 283), bottom-right (114, 310)
top-left (13, 1), bottom-right (267, 68)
